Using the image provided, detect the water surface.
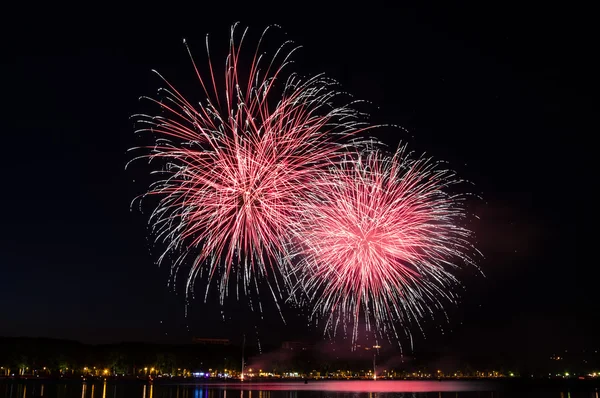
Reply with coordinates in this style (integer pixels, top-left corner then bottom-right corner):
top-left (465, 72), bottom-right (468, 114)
top-left (1, 380), bottom-right (598, 398)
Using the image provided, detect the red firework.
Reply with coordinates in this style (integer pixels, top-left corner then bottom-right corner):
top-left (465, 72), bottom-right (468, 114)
top-left (129, 24), bottom-right (368, 305)
top-left (289, 145), bottom-right (478, 345)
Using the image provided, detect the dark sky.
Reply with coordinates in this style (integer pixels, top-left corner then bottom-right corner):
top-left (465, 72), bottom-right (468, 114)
top-left (1, 2), bottom-right (588, 355)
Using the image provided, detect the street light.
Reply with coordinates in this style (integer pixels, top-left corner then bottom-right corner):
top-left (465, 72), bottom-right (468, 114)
top-left (372, 345), bottom-right (381, 380)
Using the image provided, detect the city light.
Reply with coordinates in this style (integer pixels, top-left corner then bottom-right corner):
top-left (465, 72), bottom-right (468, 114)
top-left (2, 356), bottom-right (598, 381)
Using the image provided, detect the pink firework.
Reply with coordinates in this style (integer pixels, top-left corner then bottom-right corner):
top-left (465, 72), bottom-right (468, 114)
top-left (129, 24), bottom-right (368, 306)
top-left (289, 145), bottom-right (478, 345)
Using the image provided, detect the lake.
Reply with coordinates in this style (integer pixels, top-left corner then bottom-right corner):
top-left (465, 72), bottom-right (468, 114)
top-left (1, 380), bottom-right (599, 398)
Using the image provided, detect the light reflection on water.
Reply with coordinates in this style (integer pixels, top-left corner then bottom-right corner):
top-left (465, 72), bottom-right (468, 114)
top-left (0, 380), bottom-right (597, 398)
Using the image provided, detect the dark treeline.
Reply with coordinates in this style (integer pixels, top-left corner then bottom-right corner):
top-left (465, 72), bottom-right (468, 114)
top-left (1, 337), bottom-right (598, 377)
top-left (0, 337), bottom-right (245, 375)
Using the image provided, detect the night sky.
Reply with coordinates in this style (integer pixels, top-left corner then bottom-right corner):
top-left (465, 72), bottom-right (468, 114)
top-left (1, 2), bottom-right (588, 355)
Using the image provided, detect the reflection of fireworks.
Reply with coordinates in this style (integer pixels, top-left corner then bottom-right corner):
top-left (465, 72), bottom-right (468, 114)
top-left (289, 145), bottom-right (478, 345)
top-left (129, 24), bottom-right (367, 306)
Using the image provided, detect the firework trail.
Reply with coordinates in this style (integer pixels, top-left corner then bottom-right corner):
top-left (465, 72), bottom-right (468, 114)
top-left (129, 23), bottom-right (369, 308)
top-left (288, 144), bottom-right (479, 346)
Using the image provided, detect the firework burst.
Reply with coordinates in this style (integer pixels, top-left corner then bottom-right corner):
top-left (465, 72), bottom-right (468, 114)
top-left (129, 24), bottom-right (369, 307)
top-left (288, 144), bottom-right (479, 345)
